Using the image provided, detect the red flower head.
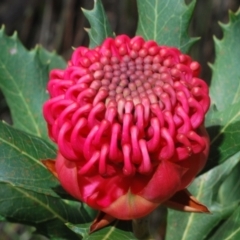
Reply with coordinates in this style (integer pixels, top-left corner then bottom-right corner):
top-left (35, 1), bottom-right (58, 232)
top-left (43, 35), bottom-right (210, 220)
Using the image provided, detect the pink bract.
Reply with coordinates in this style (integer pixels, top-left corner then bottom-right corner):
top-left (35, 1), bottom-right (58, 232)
top-left (43, 35), bottom-right (210, 220)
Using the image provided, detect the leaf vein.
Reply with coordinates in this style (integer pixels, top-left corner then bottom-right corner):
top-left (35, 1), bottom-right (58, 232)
top-left (0, 59), bottom-right (41, 137)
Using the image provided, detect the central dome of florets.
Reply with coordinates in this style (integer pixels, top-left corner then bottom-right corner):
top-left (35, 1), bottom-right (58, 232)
top-left (43, 35), bottom-right (210, 177)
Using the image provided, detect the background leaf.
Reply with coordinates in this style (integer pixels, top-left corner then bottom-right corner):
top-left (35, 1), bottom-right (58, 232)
top-left (205, 10), bottom-right (240, 169)
top-left (166, 152), bottom-right (240, 240)
top-left (0, 122), bottom-right (96, 239)
top-left (166, 9), bottom-right (240, 240)
top-left (38, 46), bottom-right (66, 70)
top-left (0, 121), bottom-right (58, 195)
top-left (136, 0), bottom-right (198, 52)
top-left (209, 9), bottom-right (240, 111)
top-left (0, 27), bottom-right (66, 142)
top-left (82, 0), bottom-right (114, 48)
top-left (206, 102), bottom-right (240, 168)
top-left (208, 206), bottom-right (240, 240)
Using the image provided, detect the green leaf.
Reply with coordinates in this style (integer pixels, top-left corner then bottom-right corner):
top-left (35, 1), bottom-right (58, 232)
top-left (206, 102), bottom-right (240, 167)
top-left (165, 151), bottom-right (240, 240)
top-left (35, 219), bottom-right (82, 240)
top-left (218, 162), bottom-right (240, 205)
top-left (166, 9), bottom-right (240, 240)
top-left (0, 122), bottom-right (96, 239)
top-left (67, 223), bottom-right (89, 239)
top-left (38, 45), bottom-right (66, 70)
top-left (67, 220), bottom-right (135, 240)
top-left (0, 27), bottom-right (66, 141)
top-left (205, 9), bottom-right (240, 169)
top-left (136, 0), bottom-right (198, 52)
top-left (209, 9), bottom-right (240, 111)
top-left (0, 121), bottom-right (58, 196)
top-left (82, 0), bottom-right (114, 48)
top-left (208, 206), bottom-right (240, 240)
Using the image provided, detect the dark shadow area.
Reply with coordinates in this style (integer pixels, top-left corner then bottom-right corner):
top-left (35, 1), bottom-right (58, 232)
top-left (201, 125), bottom-right (223, 173)
top-left (203, 120), bottom-right (240, 174)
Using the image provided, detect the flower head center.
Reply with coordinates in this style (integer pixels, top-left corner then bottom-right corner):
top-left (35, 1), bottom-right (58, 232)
top-left (44, 35), bottom-right (210, 178)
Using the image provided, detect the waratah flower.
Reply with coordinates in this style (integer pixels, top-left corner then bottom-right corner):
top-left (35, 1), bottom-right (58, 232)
top-left (43, 35), bottom-right (210, 220)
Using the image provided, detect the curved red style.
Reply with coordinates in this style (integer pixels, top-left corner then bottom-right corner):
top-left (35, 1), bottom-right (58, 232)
top-left (43, 35), bottom-right (210, 220)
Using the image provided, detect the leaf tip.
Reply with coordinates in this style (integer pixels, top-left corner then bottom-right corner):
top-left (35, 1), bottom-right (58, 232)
top-left (89, 211), bottom-right (116, 234)
top-left (81, 7), bottom-right (87, 14)
top-left (0, 24), bottom-right (5, 33)
top-left (228, 8), bottom-right (240, 22)
top-left (218, 21), bottom-right (228, 30)
top-left (1, 120), bottom-right (9, 126)
top-left (208, 62), bottom-right (214, 71)
top-left (186, 0), bottom-right (197, 10)
top-left (84, 27), bottom-right (90, 33)
top-left (164, 189), bottom-right (211, 213)
top-left (11, 31), bottom-right (18, 40)
top-left (213, 35), bottom-right (222, 47)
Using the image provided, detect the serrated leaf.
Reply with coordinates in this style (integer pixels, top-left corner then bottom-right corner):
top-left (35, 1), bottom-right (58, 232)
top-left (205, 102), bottom-right (240, 168)
top-left (136, 0), bottom-right (198, 52)
top-left (0, 122), bottom-right (96, 238)
top-left (82, 0), bottom-right (114, 48)
top-left (38, 45), bottom-right (66, 70)
top-left (0, 121), bottom-right (59, 196)
top-left (165, 151), bottom-right (240, 240)
top-left (166, 9), bottom-right (240, 240)
top-left (0, 27), bottom-right (66, 141)
top-left (204, 9), bottom-right (240, 170)
top-left (67, 220), bottom-right (135, 240)
top-left (209, 9), bottom-right (240, 111)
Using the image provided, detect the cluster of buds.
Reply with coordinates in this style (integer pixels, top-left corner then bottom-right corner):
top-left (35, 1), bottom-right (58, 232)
top-left (43, 35), bottom-right (210, 220)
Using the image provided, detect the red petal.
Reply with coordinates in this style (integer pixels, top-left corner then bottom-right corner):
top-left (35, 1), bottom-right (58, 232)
top-left (55, 152), bottom-right (83, 200)
top-left (102, 192), bottom-right (159, 220)
top-left (138, 160), bottom-right (187, 202)
top-left (163, 189), bottom-right (210, 213)
top-left (178, 126), bottom-right (210, 189)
